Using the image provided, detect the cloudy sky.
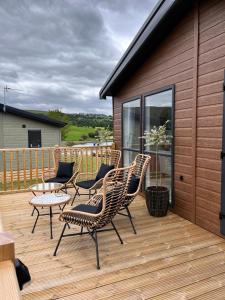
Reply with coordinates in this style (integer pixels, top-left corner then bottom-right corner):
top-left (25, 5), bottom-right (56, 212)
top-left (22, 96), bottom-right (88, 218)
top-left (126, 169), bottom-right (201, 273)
top-left (0, 0), bottom-right (157, 115)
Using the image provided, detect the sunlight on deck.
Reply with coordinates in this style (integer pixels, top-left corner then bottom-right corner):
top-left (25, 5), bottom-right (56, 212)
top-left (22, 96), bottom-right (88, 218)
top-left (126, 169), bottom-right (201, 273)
top-left (1, 191), bottom-right (225, 299)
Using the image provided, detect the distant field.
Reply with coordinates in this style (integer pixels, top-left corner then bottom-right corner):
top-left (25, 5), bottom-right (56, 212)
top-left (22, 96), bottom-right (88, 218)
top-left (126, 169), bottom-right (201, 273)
top-left (64, 125), bottom-right (96, 141)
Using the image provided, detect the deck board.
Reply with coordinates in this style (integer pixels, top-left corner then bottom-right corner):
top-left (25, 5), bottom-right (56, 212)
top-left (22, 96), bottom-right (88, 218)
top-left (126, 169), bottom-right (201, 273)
top-left (1, 191), bottom-right (225, 299)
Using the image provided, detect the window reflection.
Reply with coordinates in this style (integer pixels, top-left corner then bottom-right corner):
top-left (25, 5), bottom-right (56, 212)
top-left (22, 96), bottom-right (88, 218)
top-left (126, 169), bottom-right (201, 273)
top-left (123, 99), bottom-right (140, 150)
top-left (123, 150), bottom-right (138, 167)
top-left (144, 89), bottom-right (173, 202)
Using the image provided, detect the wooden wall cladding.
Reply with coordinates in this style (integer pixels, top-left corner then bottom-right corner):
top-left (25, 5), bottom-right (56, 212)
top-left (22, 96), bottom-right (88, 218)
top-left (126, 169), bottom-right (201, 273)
top-left (112, 0), bottom-right (225, 236)
top-left (195, 0), bottom-right (225, 235)
top-left (114, 9), bottom-right (195, 223)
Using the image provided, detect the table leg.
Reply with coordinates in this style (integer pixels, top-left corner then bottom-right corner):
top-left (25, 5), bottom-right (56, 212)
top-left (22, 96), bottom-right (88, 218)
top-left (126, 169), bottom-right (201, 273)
top-left (31, 191), bottom-right (36, 216)
top-left (50, 206), bottom-right (53, 239)
top-left (32, 207), bottom-right (39, 233)
top-left (31, 207), bottom-right (35, 216)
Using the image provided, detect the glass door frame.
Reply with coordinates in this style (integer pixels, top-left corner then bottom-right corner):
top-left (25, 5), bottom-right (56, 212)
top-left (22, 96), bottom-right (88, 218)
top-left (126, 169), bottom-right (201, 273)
top-left (121, 96), bottom-right (142, 166)
top-left (121, 85), bottom-right (175, 206)
top-left (143, 85), bottom-right (175, 207)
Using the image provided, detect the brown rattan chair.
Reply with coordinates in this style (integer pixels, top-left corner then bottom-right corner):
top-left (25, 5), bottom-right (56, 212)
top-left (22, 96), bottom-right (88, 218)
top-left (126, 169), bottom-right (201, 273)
top-left (118, 154), bottom-right (151, 234)
top-left (73, 149), bottom-right (121, 203)
top-left (42, 147), bottom-right (82, 201)
top-left (53, 163), bottom-right (134, 269)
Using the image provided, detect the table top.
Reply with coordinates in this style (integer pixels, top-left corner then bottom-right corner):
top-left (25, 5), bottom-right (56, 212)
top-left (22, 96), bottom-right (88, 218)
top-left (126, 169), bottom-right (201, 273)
top-left (30, 193), bottom-right (71, 207)
top-left (29, 182), bottom-right (63, 192)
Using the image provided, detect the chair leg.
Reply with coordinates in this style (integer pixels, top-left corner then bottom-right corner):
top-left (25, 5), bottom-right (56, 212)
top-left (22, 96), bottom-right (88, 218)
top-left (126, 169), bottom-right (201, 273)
top-left (111, 221), bottom-right (123, 244)
top-left (93, 230), bottom-right (100, 270)
top-left (125, 206), bottom-right (137, 234)
top-left (89, 190), bottom-right (91, 199)
top-left (71, 187), bottom-right (79, 206)
top-left (80, 226), bottom-right (83, 235)
top-left (53, 223), bottom-right (67, 256)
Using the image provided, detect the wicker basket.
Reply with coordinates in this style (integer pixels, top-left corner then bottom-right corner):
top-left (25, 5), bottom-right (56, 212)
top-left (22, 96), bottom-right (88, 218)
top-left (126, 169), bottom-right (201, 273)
top-left (145, 186), bottom-right (169, 217)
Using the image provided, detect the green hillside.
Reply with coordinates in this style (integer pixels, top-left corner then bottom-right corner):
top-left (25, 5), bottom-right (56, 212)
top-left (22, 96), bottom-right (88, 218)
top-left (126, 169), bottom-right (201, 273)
top-left (28, 109), bottom-right (112, 142)
top-left (63, 125), bottom-right (96, 141)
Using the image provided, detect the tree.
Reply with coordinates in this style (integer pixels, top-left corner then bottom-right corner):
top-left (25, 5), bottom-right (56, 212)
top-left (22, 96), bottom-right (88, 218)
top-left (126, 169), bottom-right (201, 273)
top-left (95, 126), bottom-right (113, 145)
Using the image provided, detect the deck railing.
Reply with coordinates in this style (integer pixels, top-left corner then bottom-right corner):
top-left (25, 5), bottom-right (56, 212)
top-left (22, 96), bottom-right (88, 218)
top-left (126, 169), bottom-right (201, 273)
top-left (0, 144), bottom-right (114, 193)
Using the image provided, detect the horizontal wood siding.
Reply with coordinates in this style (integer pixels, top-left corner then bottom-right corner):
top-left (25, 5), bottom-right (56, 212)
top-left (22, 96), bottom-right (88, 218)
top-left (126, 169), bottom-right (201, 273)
top-left (113, 0), bottom-right (225, 236)
top-left (1, 113), bottom-right (61, 148)
top-left (114, 9), bottom-right (195, 222)
top-left (195, 0), bottom-right (225, 235)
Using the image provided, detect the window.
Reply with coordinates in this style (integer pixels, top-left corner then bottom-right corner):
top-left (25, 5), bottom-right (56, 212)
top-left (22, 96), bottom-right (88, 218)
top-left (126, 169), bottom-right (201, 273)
top-left (28, 130), bottom-right (42, 148)
top-left (122, 99), bottom-right (141, 166)
top-left (144, 88), bottom-right (174, 203)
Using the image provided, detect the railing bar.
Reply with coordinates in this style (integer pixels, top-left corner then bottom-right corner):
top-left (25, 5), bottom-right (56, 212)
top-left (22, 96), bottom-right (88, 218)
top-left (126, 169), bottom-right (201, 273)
top-left (48, 149), bottom-right (51, 171)
top-left (85, 148), bottom-right (87, 177)
top-left (79, 148), bottom-right (82, 173)
top-left (91, 148), bottom-right (94, 174)
top-left (16, 150), bottom-right (20, 190)
top-left (41, 148), bottom-right (44, 178)
top-left (23, 149), bottom-right (27, 189)
top-left (35, 149), bottom-right (38, 183)
top-left (10, 151), bottom-right (13, 191)
top-left (29, 149), bottom-right (32, 185)
top-left (2, 151), bottom-right (7, 191)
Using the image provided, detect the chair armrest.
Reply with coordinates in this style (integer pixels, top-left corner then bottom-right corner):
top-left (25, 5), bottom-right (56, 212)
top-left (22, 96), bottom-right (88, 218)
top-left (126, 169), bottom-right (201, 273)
top-left (60, 208), bottom-right (101, 220)
top-left (75, 172), bottom-right (97, 182)
top-left (42, 169), bottom-right (56, 182)
top-left (90, 178), bottom-right (103, 190)
top-left (66, 171), bottom-right (79, 184)
top-left (88, 193), bottom-right (103, 206)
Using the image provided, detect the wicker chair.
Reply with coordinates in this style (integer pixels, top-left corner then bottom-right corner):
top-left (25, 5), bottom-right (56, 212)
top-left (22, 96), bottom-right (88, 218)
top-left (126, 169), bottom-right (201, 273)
top-left (53, 163), bottom-right (134, 269)
top-left (119, 154), bottom-right (151, 234)
top-left (42, 147), bottom-right (82, 201)
top-left (73, 149), bottom-right (121, 204)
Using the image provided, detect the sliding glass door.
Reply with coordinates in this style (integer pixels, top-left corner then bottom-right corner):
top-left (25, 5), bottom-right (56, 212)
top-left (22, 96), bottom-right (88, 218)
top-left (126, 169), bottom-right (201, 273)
top-left (122, 99), bottom-right (141, 166)
top-left (121, 87), bottom-right (174, 203)
top-left (144, 88), bottom-right (173, 203)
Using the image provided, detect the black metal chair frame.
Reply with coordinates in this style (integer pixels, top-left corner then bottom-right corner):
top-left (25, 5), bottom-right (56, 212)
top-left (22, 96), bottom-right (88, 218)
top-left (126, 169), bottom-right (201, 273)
top-left (73, 150), bottom-right (121, 205)
top-left (53, 164), bottom-right (134, 269)
top-left (118, 154), bottom-right (151, 234)
top-left (54, 220), bottom-right (123, 269)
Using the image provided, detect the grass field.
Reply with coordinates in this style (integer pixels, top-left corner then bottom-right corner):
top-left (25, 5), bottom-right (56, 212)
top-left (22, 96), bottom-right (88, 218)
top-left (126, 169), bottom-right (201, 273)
top-left (63, 125), bottom-right (96, 141)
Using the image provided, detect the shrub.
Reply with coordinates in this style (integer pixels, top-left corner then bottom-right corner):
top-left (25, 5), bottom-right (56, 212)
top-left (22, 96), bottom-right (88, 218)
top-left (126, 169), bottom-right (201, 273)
top-left (80, 134), bottom-right (88, 141)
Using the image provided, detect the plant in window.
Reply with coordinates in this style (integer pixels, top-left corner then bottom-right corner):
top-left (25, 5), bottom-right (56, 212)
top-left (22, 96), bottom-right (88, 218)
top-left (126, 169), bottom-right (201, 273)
top-left (141, 120), bottom-right (172, 186)
top-left (140, 120), bottom-right (172, 217)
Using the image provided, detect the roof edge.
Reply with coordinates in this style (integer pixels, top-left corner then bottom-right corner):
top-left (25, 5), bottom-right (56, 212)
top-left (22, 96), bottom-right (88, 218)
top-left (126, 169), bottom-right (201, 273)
top-left (0, 103), bottom-right (66, 128)
top-left (99, 0), bottom-right (177, 99)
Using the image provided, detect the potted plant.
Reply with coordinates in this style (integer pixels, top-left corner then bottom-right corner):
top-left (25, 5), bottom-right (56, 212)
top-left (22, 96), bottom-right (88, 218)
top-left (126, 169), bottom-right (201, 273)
top-left (141, 121), bottom-right (172, 217)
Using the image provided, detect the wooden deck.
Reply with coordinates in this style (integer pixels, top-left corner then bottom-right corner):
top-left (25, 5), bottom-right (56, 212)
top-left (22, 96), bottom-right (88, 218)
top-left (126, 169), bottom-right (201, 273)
top-left (1, 192), bottom-right (225, 300)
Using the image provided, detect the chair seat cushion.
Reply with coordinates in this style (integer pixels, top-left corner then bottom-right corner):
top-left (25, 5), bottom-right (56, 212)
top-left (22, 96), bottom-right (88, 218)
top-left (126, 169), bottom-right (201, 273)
top-left (95, 163), bottom-right (114, 181)
top-left (72, 203), bottom-right (102, 214)
top-left (45, 177), bottom-right (70, 184)
top-left (56, 161), bottom-right (74, 178)
top-left (76, 180), bottom-right (96, 189)
top-left (127, 174), bottom-right (140, 194)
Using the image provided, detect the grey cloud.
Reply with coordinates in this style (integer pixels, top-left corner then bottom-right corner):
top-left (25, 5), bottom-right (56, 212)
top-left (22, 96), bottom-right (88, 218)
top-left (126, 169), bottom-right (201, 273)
top-left (0, 0), bottom-right (157, 114)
